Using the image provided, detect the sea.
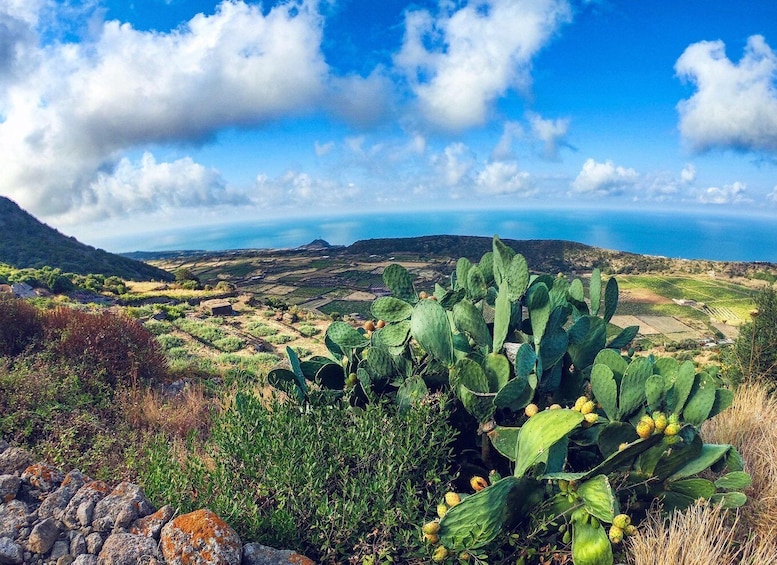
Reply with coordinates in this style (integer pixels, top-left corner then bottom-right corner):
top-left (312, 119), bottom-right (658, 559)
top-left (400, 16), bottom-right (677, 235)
top-left (124, 208), bottom-right (777, 263)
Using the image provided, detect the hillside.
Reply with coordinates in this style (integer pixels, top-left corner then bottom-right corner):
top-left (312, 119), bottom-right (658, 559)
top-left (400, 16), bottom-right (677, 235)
top-left (0, 196), bottom-right (173, 281)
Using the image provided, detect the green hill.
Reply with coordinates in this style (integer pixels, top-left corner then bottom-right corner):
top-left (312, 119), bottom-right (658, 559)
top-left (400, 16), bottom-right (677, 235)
top-left (0, 196), bottom-right (173, 281)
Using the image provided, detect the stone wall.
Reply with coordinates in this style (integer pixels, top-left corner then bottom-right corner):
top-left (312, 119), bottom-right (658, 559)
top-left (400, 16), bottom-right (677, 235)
top-left (0, 442), bottom-right (315, 565)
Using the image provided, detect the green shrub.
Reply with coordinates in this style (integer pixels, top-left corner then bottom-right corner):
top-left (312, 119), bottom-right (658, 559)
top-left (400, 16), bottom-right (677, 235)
top-left (297, 324), bottom-right (320, 337)
top-left (156, 334), bottom-right (186, 351)
top-left (145, 320), bottom-right (174, 335)
top-left (173, 318), bottom-right (226, 344)
top-left (137, 392), bottom-right (457, 563)
top-left (213, 336), bottom-right (245, 353)
top-left (246, 321), bottom-right (278, 337)
top-left (265, 334), bottom-right (292, 345)
top-left (0, 295), bottom-right (43, 356)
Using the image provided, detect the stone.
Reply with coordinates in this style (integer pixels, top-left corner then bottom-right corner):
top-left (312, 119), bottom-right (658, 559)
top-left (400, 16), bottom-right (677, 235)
top-left (70, 533), bottom-right (87, 557)
top-left (73, 556), bottom-right (98, 565)
top-left (21, 463), bottom-right (65, 493)
top-left (92, 483), bottom-right (154, 533)
top-left (85, 533), bottom-right (104, 555)
top-left (51, 541), bottom-right (70, 560)
top-left (57, 556), bottom-right (74, 565)
top-left (96, 533), bottom-right (163, 565)
top-left (0, 537), bottom-right (23, 564)
top-left (38, 471), bottom-right (89, 521)
top-left (0, 448), bottom-right (32, 476)
top-left (61, 481), bottom-right (111, 529)
top-left (0, 474), bottom-right (21, 503)
top-left (28, 518), bottom-right (60, 555)
top-left (242, 543), bottom-right (316, 565)
top-left (0, 499), bottom-right (29, 539)
top-left (129, 505), bottom-right (174, 539)
top-left (160, 509), bottom-right (242, 565)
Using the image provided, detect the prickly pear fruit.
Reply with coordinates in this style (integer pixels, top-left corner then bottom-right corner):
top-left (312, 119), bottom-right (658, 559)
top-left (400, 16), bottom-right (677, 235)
top-left (668, 413), bottom-right (680, 425)
top-left (636, 415), bottom-right (655, 438)
top-left (363, 320), bottom-right (375, 332)
top-left (664, 422), bottom-right (682, 436)
top-left (444, 492), bottom-right (461, 507)
top-left (608, 525), bottom-right (624, 544)
top-left (422, 521), bottom-right (441, 535)
top-left (581, 400), bottom-right (596, 415)
top-left (437, 503), bottom-right (448, 518)
top-left (432, 546), bottom-right (449, 562)
top-left (424, 533), bottom-right (440, 544)
top-left (346, 373), bottom-right (358, 388)
top-left (652, 411), bottom-right (668, 433)
top-left (624, 524), bottom-right (637, 536)
top-left (612, 514), bottom-right (631, 529)
top-left (574, 396), bottom-right (588, 412)
top-left (618, 442), bottom-right (629, 451)
top-left (549, 403), bottom-right (562, 410)
top-left (525, 403), bottom-right (539, 417)
top-left (470, 476), bottom-right (488, 492)
top-left (376, 319), bottom-right (386, 329)
top-left (583, 412), bottom-right (599, 425)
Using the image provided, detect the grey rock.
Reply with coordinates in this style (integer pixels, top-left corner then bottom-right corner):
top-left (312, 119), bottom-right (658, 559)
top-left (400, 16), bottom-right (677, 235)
top-left (21, 463), bottom-right (65, 493)
top-left (62, 482), bottom-right (110, 530)
top-left (96, 533), bottom-right (163, 565)
top-left (28, 518), bottom-right (60, 555)
top-left (70, 533), bottom-right (86, 557)
top-left (0, 448), bottom-right (32, 476)
top-left (57, 556), bottom-right (74, 565)
top-left (129, 505), bottom-right (174, 540)
top-left (0, 474), bottom-right (21, 502)
top-left (0, 499), bottom-right (28, 539)
top-left (50, 540), bottom-right (70, 560)
top-left (38, 471), bottom-right (89, 522)
top-left (160, 509), bottom-right (242, 565)
top-left (85, 533), bottom-right (103, 555)
top-left (0, 440), bottom-right (8, 453)
top-left (92, 483), bottom-right (153, 533)
top-left (242, 543), bottom-right (317, 565)
top-left (72, 556), bottom-right (98, 565)
top-left (0, 537), bottom-right (23, 564)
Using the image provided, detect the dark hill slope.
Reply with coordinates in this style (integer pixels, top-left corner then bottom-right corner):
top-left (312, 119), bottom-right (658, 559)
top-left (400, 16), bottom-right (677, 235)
top-left (0, 197), bottom-right (173, 281)
top-left (345, 235), bottom-right (648, 273)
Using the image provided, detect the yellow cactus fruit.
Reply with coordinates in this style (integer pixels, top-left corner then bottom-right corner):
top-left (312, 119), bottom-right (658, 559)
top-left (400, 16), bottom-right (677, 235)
top-left (583, 412), bottom-right (599, 425)
top-left (581, 400), bottom-right (596, 415)
top-left (653, 411), bottom-right (668, 433)
top-left (624, 524), bottom-right (637, 536)
top-left (612, 514), bottom-right (631, 529)
top-left (668, 413), bottom-right (680, 425)
top-left (664, 422), bottom-right (682, 436)
top-left (422, 521), bottom-right (441, 535)
top-left (636, 415), bottom-right (655, 438)
top-left (470, 476), bottom-right (488, 492)
top-left (346, 373), bottom-right (358, 388)
top-left (459, 551), bottom-right (471, 561)
top-left (444, 492), bottom-right (461, 507)
top-left (375, 319), bottom-right (386, 329)
top-left (618, 442), bottom-right (629, 451)
top-left (573, 396), bottom-right (588, 412)
top-left (424, 533), bottom-right (440, 544)
top-left (608, 525), bottom-right (624, 544)
top-left (549, 403), bottom-right (562, 410)
top-left (524, 403), bottom-right (539, 417)
top-left (436, 503), bottom-right (448, 519)
top-left (432, 546), bottom-right (449, 563)
top-left (558, 479), bottom-right (570, 492)
top-left (419, 291), bottom-right (429, 300)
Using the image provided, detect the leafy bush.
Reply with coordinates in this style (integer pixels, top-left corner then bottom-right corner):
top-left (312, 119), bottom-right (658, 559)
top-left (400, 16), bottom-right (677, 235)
top-left (297, 324), bottom-right (321, 337)
top-left (246, 322), bottom-right (278, 337)
top-left (43, 307), bottom-right (168, 387)
top-left (156, 334), bottom-right (186, 351)
top-left (137, 392), bottom-right (457, 563)
top-left (212, 336), bottom-right (245, 353)
top-left (0, 295), bottom-right (43, 355)
top-left (173, 317), bottom-right (227, 344)
top-left (265, 334), bottom-right (293, 345)
top-left (723, 286), bottom-right (777, 385)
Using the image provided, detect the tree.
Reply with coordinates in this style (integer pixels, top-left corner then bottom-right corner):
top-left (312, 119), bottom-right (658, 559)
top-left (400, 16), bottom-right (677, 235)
top-left (725, 285), bottom-right (777, 385)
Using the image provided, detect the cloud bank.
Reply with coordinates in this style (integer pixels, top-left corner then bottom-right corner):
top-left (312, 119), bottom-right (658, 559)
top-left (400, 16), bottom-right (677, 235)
top-left (676, 35), bottom-right (777, 153)
top-left (571, 158), bottom-right (638, 196)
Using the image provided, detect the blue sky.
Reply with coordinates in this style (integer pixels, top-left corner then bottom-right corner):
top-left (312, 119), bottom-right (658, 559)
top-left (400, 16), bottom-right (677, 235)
top-left (1, 0), bottom-right (776, 250)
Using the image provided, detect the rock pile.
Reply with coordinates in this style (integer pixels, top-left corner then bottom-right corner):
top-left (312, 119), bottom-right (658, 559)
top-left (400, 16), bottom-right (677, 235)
top-left (0, 442), bottom-right (315, 565)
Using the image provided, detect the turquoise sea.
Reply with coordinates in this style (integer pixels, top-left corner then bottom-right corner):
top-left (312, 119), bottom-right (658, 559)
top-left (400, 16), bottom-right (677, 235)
top-left (125, 208), bottom-right (777, 263)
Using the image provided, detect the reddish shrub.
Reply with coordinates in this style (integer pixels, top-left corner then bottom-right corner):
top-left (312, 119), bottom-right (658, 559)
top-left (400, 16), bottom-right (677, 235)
top-left (0, 295), bottom-right (43, 356)
top-left (43, 307), bottom-right (168, 387)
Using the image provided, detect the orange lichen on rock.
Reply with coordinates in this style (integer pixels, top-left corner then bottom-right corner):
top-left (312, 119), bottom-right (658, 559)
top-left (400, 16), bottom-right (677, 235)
top-left (160, 508), bottom-right (241, 565)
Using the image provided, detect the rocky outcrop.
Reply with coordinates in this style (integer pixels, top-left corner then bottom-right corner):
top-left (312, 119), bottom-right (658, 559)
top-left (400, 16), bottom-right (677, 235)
top-left (0, 442), bottom-right (315, 565)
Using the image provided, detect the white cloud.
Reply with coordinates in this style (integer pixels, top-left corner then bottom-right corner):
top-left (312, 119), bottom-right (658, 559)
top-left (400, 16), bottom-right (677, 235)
top-left (490, 121), bottom-right (524, 161)
top-left (432, 142), bottom-right (476, 186)
top-left (527, 112), bottom-right (570, 160)
top-left (476, 161), bottom-right (534, 195)
top-left (680, 163), bottom-right (696, 183)
top-left (394, 0), bottom-right (572, 130)
top-left (697, 181), bottom-right (750, 204)
top-left (64, 152), bottom-right (247, 223)
top-left (768, 185), bottom-right (777, 202)
top-left (675, 35), bottom-right (777, 153)
top-left (0, 1), bottom-right (329, 219)
top-left (314, 141), bottom-right (335, 157)
top-left (255, 170), bottom-right (359, 207)
top-left (571, 158), bottom-right (638, 195)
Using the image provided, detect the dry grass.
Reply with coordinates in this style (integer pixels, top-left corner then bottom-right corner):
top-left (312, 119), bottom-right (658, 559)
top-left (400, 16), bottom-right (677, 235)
top-left (627, 502), bottom-right (777, 564)
top-left (701, 380), bottom-right (777, 541)
top-left (627, 380), bottom-right (777, 564)
top-left (122, 383), bottom-right (213, 439)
